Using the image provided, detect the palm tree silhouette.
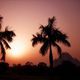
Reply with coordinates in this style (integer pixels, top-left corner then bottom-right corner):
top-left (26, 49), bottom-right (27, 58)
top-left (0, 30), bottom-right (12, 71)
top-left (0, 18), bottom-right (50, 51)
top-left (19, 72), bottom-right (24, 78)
top-left (0, 16), bottom-right (16, 62)
top-left (31, 16), bottom-right (71, 68)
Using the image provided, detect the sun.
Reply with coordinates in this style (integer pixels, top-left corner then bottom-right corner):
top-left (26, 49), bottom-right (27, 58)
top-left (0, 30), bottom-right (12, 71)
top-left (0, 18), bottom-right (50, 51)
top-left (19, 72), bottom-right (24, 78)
top-left (8, 40), bottom-right (27, 58)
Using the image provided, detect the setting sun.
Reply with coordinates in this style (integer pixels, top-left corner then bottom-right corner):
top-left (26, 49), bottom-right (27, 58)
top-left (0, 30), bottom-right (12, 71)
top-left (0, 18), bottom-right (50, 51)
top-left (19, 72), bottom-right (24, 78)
top-left (8, 40), bottom-right (27, 58)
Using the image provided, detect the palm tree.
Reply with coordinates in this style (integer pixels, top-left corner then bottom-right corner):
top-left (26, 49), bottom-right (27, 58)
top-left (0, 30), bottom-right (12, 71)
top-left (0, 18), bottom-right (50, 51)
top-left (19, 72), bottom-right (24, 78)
top-left (31, 16), bottom-right (71, 68)
top-left (0, 16), bottom-right (16, 62)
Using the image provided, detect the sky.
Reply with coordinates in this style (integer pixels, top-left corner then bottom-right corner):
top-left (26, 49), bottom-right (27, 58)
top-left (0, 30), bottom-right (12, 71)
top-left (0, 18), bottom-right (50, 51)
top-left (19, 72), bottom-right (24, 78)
top-left (0, 0), bottom-right (80, 66)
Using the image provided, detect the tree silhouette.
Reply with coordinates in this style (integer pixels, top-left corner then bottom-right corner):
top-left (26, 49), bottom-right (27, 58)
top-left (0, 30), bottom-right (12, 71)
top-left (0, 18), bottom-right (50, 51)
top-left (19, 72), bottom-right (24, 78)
top-left (0, 16), bottom-right (16, 62)
top-left (38, 62), bottom-right (47, 68)
top-left (31, 16), bottom-right (71, 68)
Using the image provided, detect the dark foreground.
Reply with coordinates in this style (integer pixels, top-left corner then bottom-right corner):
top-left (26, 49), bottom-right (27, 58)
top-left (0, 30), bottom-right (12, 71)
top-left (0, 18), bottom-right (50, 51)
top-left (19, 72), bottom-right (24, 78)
top-left (0, 72), bottom-right (80, 80)
top-left (1, 74), bottom-right (78, 80)
top-left (0, 60), bottom-right (80, 80)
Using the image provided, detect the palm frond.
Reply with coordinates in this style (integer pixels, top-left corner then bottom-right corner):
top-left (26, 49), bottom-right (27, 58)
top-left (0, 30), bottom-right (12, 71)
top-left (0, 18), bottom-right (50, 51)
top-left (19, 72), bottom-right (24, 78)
top-left (60, 39), bottom-right (71, 47)
top-left (53, 28), bottom-right (71, 47)
top-left (39, 25), bottom-right (48, 36)
top-left (53, 43), bottom-right (62, 58)
top-left (2, 39), bottom-right (11, 49)
top-left (2, 30), bottom-right (16, 42)
top-left (40, 40), bottom-right (49, 56)
top-left (0, 16), bottom-right (3, 31)
top-left (5, 26), bottom-right (8, 31)
top-left (54, 29), bottom-right (68, 40)
top-left (0, 32), bottom-right (3, 38)
top-left (0, 41), bottom-right (6, 61)
top-left (31, 34), bottom-right (38, 46)
top-left (39, 25), bottom-right (45, 30)
top-left (48, 16), bottom-right (56, 27)
top-left (31, 33), bottom-right (46, 46)
top-left (0, 42), bottom-right (5, 54)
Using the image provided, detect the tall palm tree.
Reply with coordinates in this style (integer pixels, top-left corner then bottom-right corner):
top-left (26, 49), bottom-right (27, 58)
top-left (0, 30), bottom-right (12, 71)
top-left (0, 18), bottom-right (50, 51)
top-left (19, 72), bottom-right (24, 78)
top-left (0, 16), bottom-right (16, 62)
top-left (31, 16), bottom-right (71, 68)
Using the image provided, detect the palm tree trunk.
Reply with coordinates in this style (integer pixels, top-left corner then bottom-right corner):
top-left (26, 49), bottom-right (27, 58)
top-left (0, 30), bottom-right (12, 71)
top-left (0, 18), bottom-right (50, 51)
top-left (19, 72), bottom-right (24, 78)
top-left (49, 44), bottom-right (53, 68)
top-left (1, 53), bottom-right (6, 62)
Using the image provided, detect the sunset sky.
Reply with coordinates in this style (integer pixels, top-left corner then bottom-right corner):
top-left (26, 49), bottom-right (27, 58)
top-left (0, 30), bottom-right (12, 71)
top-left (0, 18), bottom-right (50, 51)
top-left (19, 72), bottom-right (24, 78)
top-left (0, 0), bottom-right (80, 66)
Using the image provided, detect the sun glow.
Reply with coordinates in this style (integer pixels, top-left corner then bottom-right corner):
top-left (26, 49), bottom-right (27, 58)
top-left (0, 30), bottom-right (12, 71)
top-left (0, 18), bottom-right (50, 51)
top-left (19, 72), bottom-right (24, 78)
top-left (8, 40), bottom-right (27, 58)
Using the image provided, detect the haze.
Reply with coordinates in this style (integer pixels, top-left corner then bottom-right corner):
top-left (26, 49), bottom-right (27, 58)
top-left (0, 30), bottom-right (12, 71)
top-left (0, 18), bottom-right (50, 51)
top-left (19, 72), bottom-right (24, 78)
top-left (0, 0), bottom-right (80, 66)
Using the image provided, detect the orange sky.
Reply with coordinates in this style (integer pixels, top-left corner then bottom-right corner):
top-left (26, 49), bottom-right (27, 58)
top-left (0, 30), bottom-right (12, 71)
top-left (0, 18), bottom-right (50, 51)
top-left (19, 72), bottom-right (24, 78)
top-left (0, 0), bottom-right (80, 66)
